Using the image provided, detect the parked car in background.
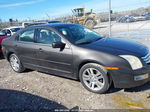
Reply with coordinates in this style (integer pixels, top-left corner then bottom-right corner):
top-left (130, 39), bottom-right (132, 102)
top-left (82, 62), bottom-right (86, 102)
top-left (100, 17), bottom-right (116, 22)
top-left (141, 12), bottom-right (150, 20)
top-left (2, 23), bottom-right (150, 94)
top-left (2, 26), bottom-right (23, 36)
top-left (133, 15), bottom-right (146, 21)
top-left (132, 12), bottom-right (150, 21)
top-left (0, 30), bottom-right (8, 54)
top-left (117, 16), bottom-right (136, 23)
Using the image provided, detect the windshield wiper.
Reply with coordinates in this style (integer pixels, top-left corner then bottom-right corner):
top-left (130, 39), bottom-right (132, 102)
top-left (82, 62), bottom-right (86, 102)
top-left (76, 37), bottom-right (102, 45)
top-left (91, 37), bottom-right (102, 42)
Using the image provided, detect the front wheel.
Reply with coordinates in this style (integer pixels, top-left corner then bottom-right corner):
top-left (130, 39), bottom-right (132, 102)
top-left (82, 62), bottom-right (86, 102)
top-left (9, 54), bottom-right (25, 73)
top-left (79, 63), bottom-right (110, 94)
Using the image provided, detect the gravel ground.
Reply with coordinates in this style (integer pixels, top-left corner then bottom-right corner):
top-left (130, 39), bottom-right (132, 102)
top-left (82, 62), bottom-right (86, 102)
top-left (0, 21), bottom-right (150, 111)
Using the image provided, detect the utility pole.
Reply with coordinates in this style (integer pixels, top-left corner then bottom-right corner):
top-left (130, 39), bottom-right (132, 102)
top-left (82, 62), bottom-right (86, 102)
top-left (109, 0), bottom-right (111, 37)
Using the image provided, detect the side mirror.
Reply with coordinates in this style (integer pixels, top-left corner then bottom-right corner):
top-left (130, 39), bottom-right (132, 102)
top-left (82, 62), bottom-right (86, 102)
top-left (52, 42), bottom-right (65, 48)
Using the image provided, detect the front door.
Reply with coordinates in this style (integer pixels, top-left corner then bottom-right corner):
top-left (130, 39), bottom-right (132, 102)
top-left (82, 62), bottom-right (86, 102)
top-left (35, 28), bottom-right (73, 77)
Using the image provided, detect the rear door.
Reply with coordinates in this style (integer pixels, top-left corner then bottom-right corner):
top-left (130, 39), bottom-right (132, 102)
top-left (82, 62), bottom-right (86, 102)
top-left (14, 28), bottom-right (39, 69)
top-left (35, 27), bottom-right (73, 77)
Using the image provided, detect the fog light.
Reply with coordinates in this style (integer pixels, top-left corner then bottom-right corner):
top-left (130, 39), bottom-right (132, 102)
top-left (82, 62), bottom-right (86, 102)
top-left (134, 74), bottom-right (149, 81)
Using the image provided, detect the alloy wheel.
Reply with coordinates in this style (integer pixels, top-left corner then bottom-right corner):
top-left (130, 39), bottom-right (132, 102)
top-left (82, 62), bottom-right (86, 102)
top-left (10, 55), bottom-right (20, 72)
top-left (82, 68), bottom-right (105, 91)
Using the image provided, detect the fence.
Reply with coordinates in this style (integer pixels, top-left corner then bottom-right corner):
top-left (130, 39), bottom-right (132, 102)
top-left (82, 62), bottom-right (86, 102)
top-left (92, 3), bottom-right (150, 48)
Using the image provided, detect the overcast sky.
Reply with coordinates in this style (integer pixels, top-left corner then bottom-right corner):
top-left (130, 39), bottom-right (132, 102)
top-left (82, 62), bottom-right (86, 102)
top-left (0, 0), bottom-right (149, 21)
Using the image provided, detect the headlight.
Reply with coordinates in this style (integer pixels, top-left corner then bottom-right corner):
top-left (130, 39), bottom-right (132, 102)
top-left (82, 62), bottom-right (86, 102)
top-left (120, 55), bottom-right (143, 70)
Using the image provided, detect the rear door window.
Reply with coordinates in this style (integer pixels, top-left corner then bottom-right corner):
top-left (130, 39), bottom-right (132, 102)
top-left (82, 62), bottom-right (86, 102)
top-left (18, 29), bottom-right (35, 42)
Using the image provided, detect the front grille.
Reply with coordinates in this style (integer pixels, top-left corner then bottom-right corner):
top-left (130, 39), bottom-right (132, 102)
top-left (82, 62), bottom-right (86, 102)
top-left (142, 50), bottom-right (150, 64)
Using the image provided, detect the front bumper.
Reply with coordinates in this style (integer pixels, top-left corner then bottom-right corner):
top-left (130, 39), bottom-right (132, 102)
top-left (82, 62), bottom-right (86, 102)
top-left (110, 65), bottom-right (150, 88)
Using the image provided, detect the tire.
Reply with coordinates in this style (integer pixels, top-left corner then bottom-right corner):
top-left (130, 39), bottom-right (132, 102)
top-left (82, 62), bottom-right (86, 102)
top-left (84, 19), bottom-right (96, 29)
top-left (79, 63), bottom-right (110, 94)
top-left (9, 54), bottom-right (25, 73)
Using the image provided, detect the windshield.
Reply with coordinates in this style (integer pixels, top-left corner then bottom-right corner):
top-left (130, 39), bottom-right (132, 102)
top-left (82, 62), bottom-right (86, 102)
top-left (74, 9), bottom-right (84, 17)
top-left (11, 28), bottom-right (21, 32)
top-left (57, 25), bottom-right (102, 44)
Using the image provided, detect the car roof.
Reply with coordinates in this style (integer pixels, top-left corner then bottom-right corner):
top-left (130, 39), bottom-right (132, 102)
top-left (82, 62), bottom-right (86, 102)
top-left (29, 23), bottom-right (79, 28)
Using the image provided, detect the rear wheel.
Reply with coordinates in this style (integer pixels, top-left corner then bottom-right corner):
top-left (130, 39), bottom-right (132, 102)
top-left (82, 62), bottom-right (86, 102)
top-left (79, 63), bottom-right (110, 94)
top-left (9, 54), bottom-right (25, 73)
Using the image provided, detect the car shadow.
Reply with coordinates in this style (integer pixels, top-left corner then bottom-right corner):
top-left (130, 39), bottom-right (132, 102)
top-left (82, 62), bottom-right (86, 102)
top-left (106, 84), bottom-right (123, 94)
top-left (0, 89), bottom-right (68, 112)
top-left (105, 81), bottom-right (150, 94)
top-left (23, 69), bottom-right (34, 73)
top-left (124, 81), bottom-right (150, 92)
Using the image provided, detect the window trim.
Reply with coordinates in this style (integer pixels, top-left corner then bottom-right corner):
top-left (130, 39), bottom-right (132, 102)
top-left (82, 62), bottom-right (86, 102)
top-left (15, 26), bottom-right (71, 49)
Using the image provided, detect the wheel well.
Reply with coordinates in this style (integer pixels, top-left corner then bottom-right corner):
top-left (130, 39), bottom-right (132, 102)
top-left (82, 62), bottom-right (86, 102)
top-left (78, 61), bottom-right (103, 78)
top-left (7, 52), bottom-right (14, 61)
top-left (79, 60), bottom-right (102, 69)
top-left (78, 61), bottom-right (113, 85)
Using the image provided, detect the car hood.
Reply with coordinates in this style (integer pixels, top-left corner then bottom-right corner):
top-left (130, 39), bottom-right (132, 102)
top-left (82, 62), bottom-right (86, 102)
top-left (80, 37), bottom-right (148, 57)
